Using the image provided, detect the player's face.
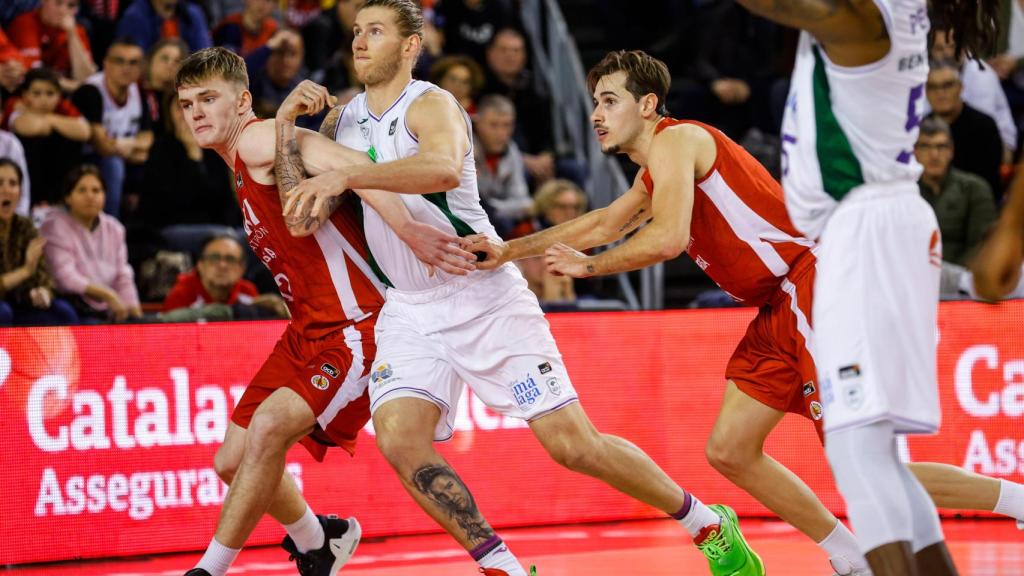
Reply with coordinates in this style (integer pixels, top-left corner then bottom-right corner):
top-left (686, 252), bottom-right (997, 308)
top-left (352, 7), bottom-right (409, 87)
top-left (591, 72), bottom-right (644, 154)
top-left (0, 165), bottom-right (21, 223)
top-left (177, 78), bottom-right (247, 149)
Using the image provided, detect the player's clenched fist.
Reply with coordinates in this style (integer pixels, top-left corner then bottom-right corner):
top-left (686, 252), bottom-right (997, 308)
top-left (545, 242), bottom-right (592, 278)
top-left (277, 80), bottom-right (337, 123)
top-left (460, 234), bottom-right (506, 270)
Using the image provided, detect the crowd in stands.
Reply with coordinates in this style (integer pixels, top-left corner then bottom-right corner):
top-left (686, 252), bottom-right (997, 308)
top-left (0, 0), bottom-right (1021, 326)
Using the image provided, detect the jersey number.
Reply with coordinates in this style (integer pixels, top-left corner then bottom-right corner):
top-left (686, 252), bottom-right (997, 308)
top-left (897, 83), bottom-right (925, 164)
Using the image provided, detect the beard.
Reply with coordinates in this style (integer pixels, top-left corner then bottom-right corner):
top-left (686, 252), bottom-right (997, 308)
top-left (357, 51), bottom-right (402, 87)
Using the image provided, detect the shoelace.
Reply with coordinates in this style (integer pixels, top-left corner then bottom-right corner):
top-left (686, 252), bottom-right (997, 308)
top-left (696, 528), bottom-right (732, 560)
top-left (287, 552), bottom-right (317, 574)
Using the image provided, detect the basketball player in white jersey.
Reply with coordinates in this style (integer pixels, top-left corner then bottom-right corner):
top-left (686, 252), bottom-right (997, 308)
top-left (279, 1), bottom-right (763, 575)
top-left (733, 0), bottom-right (1001, 574)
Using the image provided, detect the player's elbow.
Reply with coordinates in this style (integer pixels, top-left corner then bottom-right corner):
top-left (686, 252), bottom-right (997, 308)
top-left (658, 237), bottom-right (687, 261)
top-left (437, 166), bottom-right (461, 190)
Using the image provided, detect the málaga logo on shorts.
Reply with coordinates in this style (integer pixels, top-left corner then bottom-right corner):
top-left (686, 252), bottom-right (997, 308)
top-left (310, 374), bottom-right (330, 390)
top-left (371, 362), bottom-right (393, 384)
top-left (513, 374), bottom-right (541, 409)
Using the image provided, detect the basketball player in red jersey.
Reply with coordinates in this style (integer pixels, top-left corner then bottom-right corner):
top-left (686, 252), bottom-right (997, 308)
top-left (175, 48), bottom-right (477, 576)
top-left (466, 50), bottom-right (1024, 576)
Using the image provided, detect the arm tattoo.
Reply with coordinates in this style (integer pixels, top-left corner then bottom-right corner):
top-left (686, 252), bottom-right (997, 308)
top-left (618, 208), bottom-right (647, 233)
top-left (274, 120), bottom-right (311, 231)
top-left (412, 464), bottom-right (495, 545)
top-left (319, 105), bottom-right (343, 139)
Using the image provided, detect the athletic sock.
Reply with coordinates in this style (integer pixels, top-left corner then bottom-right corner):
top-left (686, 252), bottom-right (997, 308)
top-left (817, 520), bottom-right (869, 573)
top-left (671, 493), bottom-right (721, 538)
top-left (994, 478), bottom-right (1024, 520)
top-left (472, 535), bottom-right (525, 576)
top-left (195, 538), bottom-right (240, 576)
top-left (285, 506), bottom-right (325, 553)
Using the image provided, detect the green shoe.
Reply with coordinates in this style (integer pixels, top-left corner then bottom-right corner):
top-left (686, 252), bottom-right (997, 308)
top-left (694, 504), bottom-right (765, 576)
top-left (529, 567), bottom-right (536, 576)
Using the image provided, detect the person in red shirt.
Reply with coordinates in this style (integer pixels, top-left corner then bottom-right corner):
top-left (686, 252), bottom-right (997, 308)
top-left (8, 0), bottom-right (97, 91)
top-left (0, 27), bottom-right (29, 92)
top-left (212, 0), bottom-right (278, 57)
top-left (162, 234), bottom-right (265, 312)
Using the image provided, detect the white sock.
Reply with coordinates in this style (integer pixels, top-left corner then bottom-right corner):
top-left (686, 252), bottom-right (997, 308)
top-left (994, 478), bottom-right (1024, 520)
top-left (284, 506), bottom-right (325, 553)
top-left (196, 538), bottom-right (240, 576)
top-left (477, 539), bottom-right (525, 576)
top-left (817, 520), bottom-right (869, 573)
top-left (677, 495), bottom-right (721, 538)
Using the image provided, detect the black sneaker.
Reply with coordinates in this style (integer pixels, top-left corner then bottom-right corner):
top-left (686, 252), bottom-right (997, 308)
top-left (281, 514), bottom-right (362, 576)
top-left (184, 570), bottom-right (211, 576)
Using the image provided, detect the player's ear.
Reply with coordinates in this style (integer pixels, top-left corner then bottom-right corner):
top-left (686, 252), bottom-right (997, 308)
top-left (640, 93), bottom-right (658, 119)
top-left (404, 34), bottom-right (422, 60)
top-left (237, 88), bottom-right (252, 115)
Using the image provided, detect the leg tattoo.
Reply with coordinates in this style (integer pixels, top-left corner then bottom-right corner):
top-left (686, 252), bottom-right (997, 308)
top-left (412, 464), bottom-right (494, 544)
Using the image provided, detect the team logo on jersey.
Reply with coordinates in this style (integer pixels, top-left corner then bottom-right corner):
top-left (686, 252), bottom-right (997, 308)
top-left (388, 118), bottom-right (398, 136)
top-left (310, 374), bottom-right (330, 390)
top-left (809, 401), bottom-right (824, 421)
top-left (843, 382), bottom-right (865, 411)
top-left (512, 374), bottom-right (541, 410)
top-left (371, 362), bottom-right (393, 384)
top-left (838, 364), bottom-right (861, 380)
top-left (802, 381), bottom-right (816, 397)
top-left (360, 123), bottom-right (370, 141)
top-left (321, 363), bottom-right (339, 378)
top-left (538, 362), bottom-right (552, 374)
top-left (235, 172), bottom-right (243, 190)
top-left (546, 377), bottom-right (562, 397)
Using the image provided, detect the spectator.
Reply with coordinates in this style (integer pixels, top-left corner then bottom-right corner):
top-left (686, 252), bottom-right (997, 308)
top-left (514, 179), bottom-right (588, 304)
top-left (195, 0), bottom-right (245, 28)
top-left (435, 0), bottom-right (517, 65)
top-left (73, 36), bottom-right (154, 217)
top-left (212, 0), bottom-right (277, 57)
top-left (1, 1), bottom-right (41, 28)
top-left (302, 0), bottom-right (360, 95)
top-left (141, 37), bottom-right (187, 134)
top-left (926, 59), bottom-right (1005, 202)
top-left (0, 27), bottom-right (29, 93)
top-left (482, 28), bottom-right (556, 185)
top-left (0, 158), bottom-right (79, 325)
top-left (40, 163), bottom-right (141, 322)
top-left (916, 116), bottom-right (998, 266)
top-left (116, 0), bottom-right (212, 53)
top-left (0, 92), bottom-right (32, 217)
top-left (281, 0), bottom-right (323, 29)
top-left (8, 0), bottom-right (98, 91)
top-left (80, 0), bottom-right (128, 64)
top-left (137, 90), bottom-right (238, 256)
top-left (930, 28), bottom-right (1017, 161)
top-left (9, 67), bottom-right (90, 207)
top-left (162, 234), bottom-right (287, 318)
top-left (249, 29), bottom-right (306, 123)
top-left (474, 94), bottom-right (530, 235)
top-left (430, 54), bottom-right (483, 113)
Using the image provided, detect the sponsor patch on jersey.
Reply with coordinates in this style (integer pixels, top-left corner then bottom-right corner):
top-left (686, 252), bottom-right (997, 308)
top-left (838, 364), bottom-right (861, 380)
top-left (310, 374), bottom-right (330, 390)
top-left (546, 377), bottom-right (562, 396)
top-left (388, 118), bottom-right (398, 136)
top-left (235, 172), bottom-right (243, 189)
top-left (321, 363), bottom-right (339, 379)
top-left (512, 374), bottom-right (541, 410)
top-left (538, 362), bottom-right (552, 374)
top-left (810, 401), bottom-right (823, 421)
top-left (802, 381), bottom-right (816, 397)
top-left (371, 362), bottom-right (393, 384)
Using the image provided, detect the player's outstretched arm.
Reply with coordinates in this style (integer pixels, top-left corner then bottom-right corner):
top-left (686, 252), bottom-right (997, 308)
top-left (544, 129), bottom-right (695, 279)
top-left (972, 160), bottom-right (1024, 300)
top-left (733, 0), bottom-right (886, 49)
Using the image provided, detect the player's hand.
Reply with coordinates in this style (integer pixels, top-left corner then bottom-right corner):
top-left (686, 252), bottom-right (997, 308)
top-left (29, 286), bottom-right (51, 309)
top-left (544, 242), bottom-right (593, 278)
top-left (460, 233), bottom-right (506, 271)
top-left (283, 171), bottom-right (347, 222)
top-left (971, 224), bottom-right (1024, 301)
top-left (277, 80), bottom-right (337, 123)
top-left (400, 220), bottom-right (477, 276)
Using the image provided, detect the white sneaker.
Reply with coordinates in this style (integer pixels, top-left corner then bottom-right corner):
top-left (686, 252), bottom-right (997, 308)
top-left (281, 514), bottom-right (362, 576)
top-left (830, 555), bottom-right (873, 576)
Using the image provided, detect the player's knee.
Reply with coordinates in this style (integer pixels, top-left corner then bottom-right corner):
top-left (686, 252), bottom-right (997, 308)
top-left (374, 416), bottom-right (431, 467)
top-left (543, 434), bottom-right (601, 474)
top-left (245, 412), bottom-right (293, 457)
top-left (704, 435), bottom-right (754, 479)
top-left (213, 444), bottom-right (240, 484)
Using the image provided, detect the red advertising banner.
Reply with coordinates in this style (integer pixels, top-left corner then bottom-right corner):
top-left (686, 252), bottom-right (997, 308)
top-left (2, 301), bottom-right (1022, 566)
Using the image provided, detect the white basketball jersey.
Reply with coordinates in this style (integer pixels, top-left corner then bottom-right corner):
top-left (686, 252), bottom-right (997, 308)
top-left (334, 80), bottom-right (498, 292)
top-left (780, 0), bottom-right (930, 240)
top-left (85, 72), bottom-right (144, 138)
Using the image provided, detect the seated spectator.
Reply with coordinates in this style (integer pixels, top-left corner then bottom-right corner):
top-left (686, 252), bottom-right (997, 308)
top-left (482, 28), bottom-right (556, 185)
top-left (927, 59), bottom-right (1005, 201)
top-left (196, 0), bottom-right (245, 28)
top-left (0, 159), bottom-right (79, 325)
top-left (930, 28), bottom-right (1017, 162)
top-left (281, 0), bottom-right (324, 29)
top-left (302, 0), bottom-right (359, 95)
top-left (916, 117), bottom-right (998, 266)
top-left (0, 92), bottom-right (32, 217)
top-left (430, 54), bottom-right (484, 114)
top-left (8, 0), bottom-right (98, 92)
top-left (136, 91), bottom-right (238, 256)
top-left (9, 68), bottom-right (90, 207)
top-left (1, 1), bottom-right (41, 28)
top-left (213, 0), bottom-right (277, 57)
top-left (40, 164), bottom-right (142, 322)
top-left (512, 179), bottom-right (588, 304)
top-left (116, 0), bottom-right (212, 53)
top-left (73, 37), bottom-right (154, 217)
top-left (141, 37), bottom-right (188, 135)
top-left (435, 0), bottom-right (517, 65)
top-left (0, 27), bottom-right (28, 93)
top-left (474, 94), bottom-right (530, 236)
top-left (162, 234), bottom-right (287, 319)
top-left (80, 0), bottom-right (127, 64)
top-left (249, 30), bottom-right (307, 124)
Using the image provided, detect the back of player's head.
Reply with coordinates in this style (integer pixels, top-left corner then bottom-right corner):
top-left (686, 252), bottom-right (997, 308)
top-left (587, 50), bottom-right (670, 117)
top-left (176, 47), bottom-right (249, 91)
top-left (360, 0), bottom-right (424, 39)
top-left (929, 0), bottom-right (1000, 61)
